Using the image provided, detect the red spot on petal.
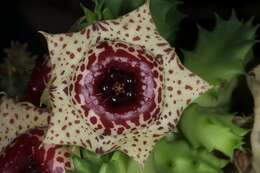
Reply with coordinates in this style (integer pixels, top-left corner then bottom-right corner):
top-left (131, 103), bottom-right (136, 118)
top-left (90, 116), bottom-right (97, 125)
top-left (9, 118), bottom-right (14, 124)
top-left (186, 99), bottom-right (192, 104)
top-left (185, 85), bottom-right (193, 90)
top-left (133, 36), bottom-right (141, 41)
top-left (62, 125), bottom-right (67, 130)
top-left (80, 64), bottom-right (85, 72)
top-left (95, 147), bottom-right (104, 154)
top-left (176, 109), bottom-right (180, 116)
top-left (65, 162), bottom-right (71, 168)
top-left (56, 156), bottom-right (64, 163)
top-left (86, 29), bottom-right (90, 39)
top-left (74, 120), bottom-right (80, 124)
top-left (77, 47), bottom-right (82, 52)
top-left (70, 53), bottom-right (75, 59)
top-left (167, 86), bottom-right (173, 91)
top-left (117, 127), bottom-right (124, 135)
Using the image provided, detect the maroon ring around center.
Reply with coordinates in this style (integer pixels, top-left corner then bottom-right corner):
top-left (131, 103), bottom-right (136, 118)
top-left (73, 41), bottom-right (162, 132)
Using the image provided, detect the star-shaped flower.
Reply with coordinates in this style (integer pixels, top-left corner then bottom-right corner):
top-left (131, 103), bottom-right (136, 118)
top-left (41, 1), bottom-right (211, 166)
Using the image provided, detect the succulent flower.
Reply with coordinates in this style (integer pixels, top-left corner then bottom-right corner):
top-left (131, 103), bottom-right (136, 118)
top-left (0, 94), bottom-right (49, 151)
top-left (0, 94), bottom-right (74, 173)
top-left (67, 12), bottom-right (254, 173)
top-left (0, 127), bottom-right (73, 173)
top-left (40, 1), bottom-right (210, 166)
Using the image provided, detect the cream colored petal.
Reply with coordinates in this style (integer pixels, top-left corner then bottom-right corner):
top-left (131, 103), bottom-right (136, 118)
top-left (162, 55), bottom-right (211, 130)
top-left (0, 94), bottom-right (49, 153)
top-left (42, 1), bottom-right (211, 166)
top-left (39, 31), bottom-right (97, 83)
top-left (119, 131), bottom-right (158, 168)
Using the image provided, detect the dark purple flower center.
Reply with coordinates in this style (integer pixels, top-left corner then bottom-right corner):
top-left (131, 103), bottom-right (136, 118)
top-left (99, 67), bottom-right (136, 106)
top-left (24, 156), bottom-right (41, 173)
top-left (73, 41), bottom-right (163, 131)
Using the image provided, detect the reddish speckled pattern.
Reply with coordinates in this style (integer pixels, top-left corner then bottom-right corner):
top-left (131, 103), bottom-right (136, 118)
top-left (0, 94), bottom-right (50, 153)
top-left (40, 1), bottom-right (211, 166)
top-left (73, 41), bottom-right (162, 135)
top-left (0, 128), bottom-right (72, 173)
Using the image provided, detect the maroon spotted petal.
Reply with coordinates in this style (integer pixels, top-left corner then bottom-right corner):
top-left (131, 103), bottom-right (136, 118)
top-left (0, 94), bottom-right (50, 152)
top-left (41, 1), bottom-right (211, 166)
top-left (0, 128), bottom-right (72, 173)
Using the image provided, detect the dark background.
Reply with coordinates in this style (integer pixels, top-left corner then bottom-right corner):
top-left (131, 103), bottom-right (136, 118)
top-left (0, 0), bottom-right (84, 57)
top-left (0, 0), bottom-right (258, 113)
top-left (0, 1), bottom-right (256, 172)
top-left (0, 0), bottom-right (260, 66)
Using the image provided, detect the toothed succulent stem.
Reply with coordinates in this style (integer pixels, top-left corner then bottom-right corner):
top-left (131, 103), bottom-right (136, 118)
top-left (183, 13), bottom-right (258, 85)
top-left (194, 77), bottom-right (239, 109)
top-left (180, 104), bottom-right (248, 158)
top-left (0, 41), bottom-right (36, 99)
top-left (153, 138), bottom-right (228, 173)
top-left (179, 11), bottom-right (257, 164)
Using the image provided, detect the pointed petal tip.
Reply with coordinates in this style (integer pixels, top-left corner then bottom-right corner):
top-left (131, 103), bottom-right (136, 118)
top-left (191, 77), bottom-right (213, 98)
top-left (205, 81), bottom-right (214, 91)
top-left (119, 134), bottom-right (157, 169)
top-left (201, 80), bottom-right (213, 97)
top-left (38, 31), bottom-right (51, 40)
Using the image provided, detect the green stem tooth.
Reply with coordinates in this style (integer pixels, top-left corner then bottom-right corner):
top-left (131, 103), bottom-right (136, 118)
top-left (180, 104), bottom-right (248, 158)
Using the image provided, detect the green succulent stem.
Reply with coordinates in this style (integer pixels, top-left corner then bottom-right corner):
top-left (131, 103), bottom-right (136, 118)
top-left (183, 13), bottom-right (258, 85)
top-left (179, 12), bottom-right (257, 166)
top-left (153, 139), bottom-right (228, 173)
top-left (0, 41), bottom-right (36, 98)
top-left (180, 104), bottom-right (248, 158)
